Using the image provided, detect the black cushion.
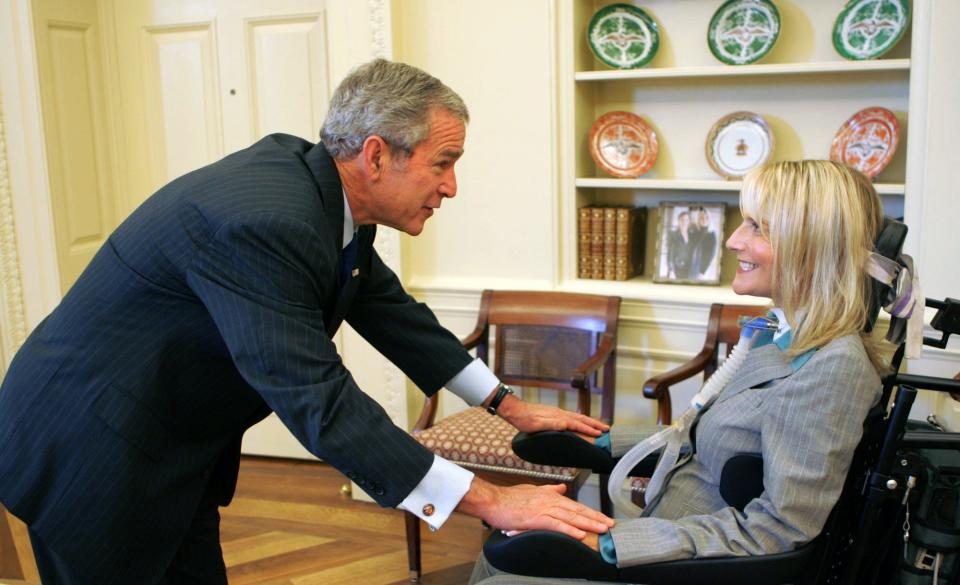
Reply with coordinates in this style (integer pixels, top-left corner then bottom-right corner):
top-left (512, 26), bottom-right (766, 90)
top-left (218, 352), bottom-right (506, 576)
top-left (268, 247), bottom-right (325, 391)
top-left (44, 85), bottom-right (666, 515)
top-left (720, 453), bottom-right (764, 512)
top-left (484, 529), bottom-right (816, 585)
top-left (512, 430), bottom-right (659, 475)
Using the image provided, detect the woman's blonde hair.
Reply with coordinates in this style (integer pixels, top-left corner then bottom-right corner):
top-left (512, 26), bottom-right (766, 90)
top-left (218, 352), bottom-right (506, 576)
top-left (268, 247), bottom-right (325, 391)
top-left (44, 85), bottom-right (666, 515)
top-left (740, 160), bottom-right (886, 369)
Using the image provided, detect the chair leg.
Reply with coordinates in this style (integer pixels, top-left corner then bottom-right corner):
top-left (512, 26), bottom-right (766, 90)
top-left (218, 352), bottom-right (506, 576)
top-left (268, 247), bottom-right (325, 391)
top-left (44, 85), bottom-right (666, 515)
top-left (599, 473), bottom-right (613, 517)
top-left (404, 511), bottom-right (421, 582)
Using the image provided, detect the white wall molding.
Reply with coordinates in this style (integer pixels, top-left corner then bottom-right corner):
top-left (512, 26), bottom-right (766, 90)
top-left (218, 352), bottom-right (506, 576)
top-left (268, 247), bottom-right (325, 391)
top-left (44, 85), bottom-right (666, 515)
top-left (365, 0), bottom-right (405, 430)
top-left (368, 0), bottom-right (390, 59)
top-left (0, 0), bottom-right (62, 333)
top-left (0, 90), bottom-right (28, 371)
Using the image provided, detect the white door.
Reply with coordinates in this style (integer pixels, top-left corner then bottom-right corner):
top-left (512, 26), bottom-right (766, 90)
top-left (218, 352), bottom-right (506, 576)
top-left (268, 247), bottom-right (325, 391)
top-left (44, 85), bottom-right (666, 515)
top-left (32, 0), bottom-right (118, 291)
top-left (107, 0), bottom-right (330, 212)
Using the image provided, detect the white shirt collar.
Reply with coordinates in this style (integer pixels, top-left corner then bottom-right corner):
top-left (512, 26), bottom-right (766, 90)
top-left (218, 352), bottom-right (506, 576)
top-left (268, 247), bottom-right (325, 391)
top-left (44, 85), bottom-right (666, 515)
top-left (342, 189), bottom-right (355, 248)
top-left (770, 307), bottom-right (790, 342)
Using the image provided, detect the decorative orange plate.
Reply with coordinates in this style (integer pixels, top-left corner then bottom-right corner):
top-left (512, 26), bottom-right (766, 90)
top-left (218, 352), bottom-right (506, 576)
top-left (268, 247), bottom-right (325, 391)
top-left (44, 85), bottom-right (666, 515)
top-left (830, 106), bottom-right (900, 179)
top-left (588, 111), bottom-right (658, 178)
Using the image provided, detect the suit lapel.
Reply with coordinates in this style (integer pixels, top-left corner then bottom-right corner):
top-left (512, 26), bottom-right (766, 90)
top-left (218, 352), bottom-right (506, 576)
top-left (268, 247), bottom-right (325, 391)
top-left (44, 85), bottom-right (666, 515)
top-left (302, 143), bottom-right (348, 334)
top-left (713, 343), bottom-right (794, 404)
top-left (328, 225), bottom-right (373, 330)
top-left (302, 142), bottom-right (344, 249)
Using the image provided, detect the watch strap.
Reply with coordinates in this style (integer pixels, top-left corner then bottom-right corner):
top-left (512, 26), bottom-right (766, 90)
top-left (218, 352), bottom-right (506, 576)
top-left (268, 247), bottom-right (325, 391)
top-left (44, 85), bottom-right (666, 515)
top-left (486, 383), bottom-right (514, 415)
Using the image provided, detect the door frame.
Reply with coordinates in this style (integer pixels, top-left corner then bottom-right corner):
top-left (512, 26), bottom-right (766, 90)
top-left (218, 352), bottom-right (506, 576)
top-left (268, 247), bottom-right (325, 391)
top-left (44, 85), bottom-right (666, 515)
top-left (0, 0), bottom-right (62, 359)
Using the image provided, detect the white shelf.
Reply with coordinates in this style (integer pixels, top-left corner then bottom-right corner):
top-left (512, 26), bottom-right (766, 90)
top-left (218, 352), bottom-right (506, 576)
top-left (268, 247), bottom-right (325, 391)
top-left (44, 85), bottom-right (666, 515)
top-left (575, 178), bottom-right (906, 195)
top-left (574, 59), bottom-right (911, 82)
top-left (558, 278), bottom-right (768, 306)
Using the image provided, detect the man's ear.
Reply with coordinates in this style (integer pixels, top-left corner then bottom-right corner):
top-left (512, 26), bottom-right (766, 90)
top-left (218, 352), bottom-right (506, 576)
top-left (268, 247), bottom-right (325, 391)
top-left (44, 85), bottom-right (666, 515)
top-left (361, 135), bottom-right (388, 178)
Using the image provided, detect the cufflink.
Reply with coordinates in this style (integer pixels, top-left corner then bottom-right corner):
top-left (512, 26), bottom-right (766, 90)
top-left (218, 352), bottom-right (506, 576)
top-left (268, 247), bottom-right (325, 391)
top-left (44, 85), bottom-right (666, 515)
top-left (422, 503), bottom-right (435, 517)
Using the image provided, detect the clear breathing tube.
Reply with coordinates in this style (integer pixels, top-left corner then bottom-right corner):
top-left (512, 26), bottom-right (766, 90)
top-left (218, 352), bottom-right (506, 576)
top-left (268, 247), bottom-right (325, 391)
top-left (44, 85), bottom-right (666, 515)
top-left (607, 316), bottom-right (776, 517)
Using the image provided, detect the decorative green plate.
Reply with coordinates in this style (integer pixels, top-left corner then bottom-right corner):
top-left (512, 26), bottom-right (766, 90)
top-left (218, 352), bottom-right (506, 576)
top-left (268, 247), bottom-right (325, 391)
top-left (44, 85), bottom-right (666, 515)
top-left (833, 0), bottom-right (910, 61)
top-left (587, 3), bottom-right (660, 69)
top-left (707, 0), bottom-right (780, 65)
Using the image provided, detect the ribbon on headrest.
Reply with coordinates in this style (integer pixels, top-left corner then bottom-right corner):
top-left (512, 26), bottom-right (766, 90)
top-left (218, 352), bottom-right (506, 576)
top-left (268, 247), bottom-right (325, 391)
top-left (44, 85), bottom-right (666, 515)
top-left (867, 251), bottom-right (924, 358)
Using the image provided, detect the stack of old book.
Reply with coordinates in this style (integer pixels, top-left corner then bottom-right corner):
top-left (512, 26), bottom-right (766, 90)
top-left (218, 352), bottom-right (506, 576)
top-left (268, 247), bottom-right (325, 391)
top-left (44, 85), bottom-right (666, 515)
top-left (578, 205), bottom-right (647, 281)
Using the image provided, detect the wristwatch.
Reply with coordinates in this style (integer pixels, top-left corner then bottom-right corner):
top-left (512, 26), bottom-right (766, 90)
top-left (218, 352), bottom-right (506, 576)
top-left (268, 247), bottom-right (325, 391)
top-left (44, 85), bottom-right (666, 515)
top-left (486, 383), bottom-right (514, 415)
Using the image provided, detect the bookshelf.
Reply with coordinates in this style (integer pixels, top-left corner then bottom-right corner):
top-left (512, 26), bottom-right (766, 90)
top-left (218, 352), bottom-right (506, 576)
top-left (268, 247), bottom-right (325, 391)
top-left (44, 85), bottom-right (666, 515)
top-left (559, 0), bottom-right (918, 303)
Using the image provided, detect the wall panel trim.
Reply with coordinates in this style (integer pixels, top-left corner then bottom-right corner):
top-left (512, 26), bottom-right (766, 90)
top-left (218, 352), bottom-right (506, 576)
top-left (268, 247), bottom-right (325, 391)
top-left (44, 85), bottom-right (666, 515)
top-left (0, 91), bottom-right (28, 369)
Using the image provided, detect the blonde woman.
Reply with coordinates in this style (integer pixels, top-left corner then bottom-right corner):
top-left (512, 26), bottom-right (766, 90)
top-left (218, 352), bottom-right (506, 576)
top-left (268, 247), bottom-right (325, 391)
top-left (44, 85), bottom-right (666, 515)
top-left (472, 160), bottom-right (890, 584)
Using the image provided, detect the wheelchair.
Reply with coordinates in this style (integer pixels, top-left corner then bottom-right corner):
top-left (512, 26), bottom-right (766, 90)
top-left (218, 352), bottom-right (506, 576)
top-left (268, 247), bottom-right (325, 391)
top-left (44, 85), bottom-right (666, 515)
top-left (479, 219), bottom-right (960, 585)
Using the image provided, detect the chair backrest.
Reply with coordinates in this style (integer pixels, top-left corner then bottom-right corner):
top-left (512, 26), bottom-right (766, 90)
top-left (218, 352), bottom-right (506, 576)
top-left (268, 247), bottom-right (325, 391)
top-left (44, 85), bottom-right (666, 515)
top-left (643, 303), bottom-right (767, 424)
top-left (468, 290), bottom-right (621, 423)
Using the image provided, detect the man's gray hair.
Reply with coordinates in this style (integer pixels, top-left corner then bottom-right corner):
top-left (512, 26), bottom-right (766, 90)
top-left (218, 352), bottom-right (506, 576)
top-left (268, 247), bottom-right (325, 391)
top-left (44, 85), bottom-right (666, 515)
top-left (320, 58), bottom-right (469, 160)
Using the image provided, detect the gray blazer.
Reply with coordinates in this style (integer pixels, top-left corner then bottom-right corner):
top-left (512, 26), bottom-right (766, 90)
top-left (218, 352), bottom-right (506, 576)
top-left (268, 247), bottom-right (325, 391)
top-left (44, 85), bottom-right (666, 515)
top-left (471, 333), bottom-right (881, 585)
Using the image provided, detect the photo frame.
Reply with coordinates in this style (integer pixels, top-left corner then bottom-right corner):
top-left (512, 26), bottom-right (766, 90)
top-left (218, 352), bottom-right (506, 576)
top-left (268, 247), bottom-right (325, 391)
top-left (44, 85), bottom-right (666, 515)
top-left (653, 202), bottom-right (725, 285)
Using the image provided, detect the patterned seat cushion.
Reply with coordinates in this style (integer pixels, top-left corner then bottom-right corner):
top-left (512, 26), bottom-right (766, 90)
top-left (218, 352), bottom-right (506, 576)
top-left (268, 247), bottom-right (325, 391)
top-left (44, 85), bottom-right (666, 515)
top-left (414, 406), bottom-right (581, 483)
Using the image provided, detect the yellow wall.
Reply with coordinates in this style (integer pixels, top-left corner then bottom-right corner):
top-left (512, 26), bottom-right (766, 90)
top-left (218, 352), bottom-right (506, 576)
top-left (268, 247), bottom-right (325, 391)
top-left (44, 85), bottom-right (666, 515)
top-left (394, 0), bottom-right (560, 290)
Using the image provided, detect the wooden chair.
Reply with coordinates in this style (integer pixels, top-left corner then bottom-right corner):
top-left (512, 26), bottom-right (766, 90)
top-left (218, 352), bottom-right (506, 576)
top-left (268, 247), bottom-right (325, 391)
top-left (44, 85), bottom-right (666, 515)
top-left (405, 289), bottom-right (621, 582)
top-left (644, 303), bottom-right (768, 424)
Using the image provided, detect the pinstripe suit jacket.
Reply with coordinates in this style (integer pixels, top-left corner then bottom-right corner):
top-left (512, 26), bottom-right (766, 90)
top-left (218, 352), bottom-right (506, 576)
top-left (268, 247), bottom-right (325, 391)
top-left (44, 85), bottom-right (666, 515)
top-left (0, 135), bottom-right (473, 584)
top-left (471, 334), bottom-right (882, 585)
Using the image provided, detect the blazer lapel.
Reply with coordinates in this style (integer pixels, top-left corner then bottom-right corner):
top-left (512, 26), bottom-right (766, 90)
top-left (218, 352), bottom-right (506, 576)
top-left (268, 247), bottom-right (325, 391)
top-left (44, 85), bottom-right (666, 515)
top-left (302, 142), bottom-right (344, 250)
top-left (328, 224), bottom-right (374, 332)
top-left (302, 143), bottom-right (349, 334)
top-left (713, 343), bottom-right (794, 404)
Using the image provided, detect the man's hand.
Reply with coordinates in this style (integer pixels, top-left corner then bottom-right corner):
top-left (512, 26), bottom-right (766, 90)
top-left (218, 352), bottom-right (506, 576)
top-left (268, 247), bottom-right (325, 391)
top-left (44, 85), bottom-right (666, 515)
top-left (457, 478), bottom-right (614, 540)
top-left (494, 393), bottom-right (609, 437)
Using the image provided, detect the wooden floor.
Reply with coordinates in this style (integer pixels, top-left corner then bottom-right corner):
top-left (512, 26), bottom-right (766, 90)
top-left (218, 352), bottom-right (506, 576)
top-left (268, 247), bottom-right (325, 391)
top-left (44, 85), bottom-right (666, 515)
top-left (1, 456), bottom-right (484, 584)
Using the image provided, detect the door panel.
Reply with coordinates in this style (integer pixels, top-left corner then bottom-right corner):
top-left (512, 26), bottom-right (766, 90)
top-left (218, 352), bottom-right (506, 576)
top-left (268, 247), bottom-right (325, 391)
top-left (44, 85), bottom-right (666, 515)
top-left (246, 14), bottom-right (328, 141)
top-left (111, 0), bottom-right (330, 203)
top-left (141, 24), bottom-right (224, 182)
top-left (33, 0), bottom-right (116, 290)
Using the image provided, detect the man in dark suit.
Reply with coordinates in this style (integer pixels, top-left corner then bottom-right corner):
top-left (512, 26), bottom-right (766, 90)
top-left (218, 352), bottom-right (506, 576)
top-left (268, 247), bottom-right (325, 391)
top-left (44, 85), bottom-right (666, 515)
top-left (0, 58), bottom-right (613, 584)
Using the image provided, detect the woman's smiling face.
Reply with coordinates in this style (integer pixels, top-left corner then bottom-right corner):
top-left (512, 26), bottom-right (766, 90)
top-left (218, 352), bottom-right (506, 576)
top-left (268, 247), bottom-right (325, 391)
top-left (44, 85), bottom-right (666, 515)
top-left (726, 215), bottom-right (774, 299)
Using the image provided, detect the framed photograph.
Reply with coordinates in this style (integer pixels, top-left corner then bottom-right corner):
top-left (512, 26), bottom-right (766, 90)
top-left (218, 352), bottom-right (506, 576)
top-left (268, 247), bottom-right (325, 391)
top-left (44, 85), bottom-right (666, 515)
top-left (653, 202), bottom-right (725, 285)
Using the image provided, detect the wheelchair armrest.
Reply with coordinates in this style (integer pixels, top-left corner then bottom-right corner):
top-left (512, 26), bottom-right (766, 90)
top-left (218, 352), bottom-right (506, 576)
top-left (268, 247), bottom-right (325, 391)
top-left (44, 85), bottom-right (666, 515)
top-left (511, 431), bottom-right (659, 475)
top-left (484, 529), bottom-right (816, 585)
top-left (484, 529), bottom-right (618, 581)
top-left (512, 431), bottom-right (616, 473)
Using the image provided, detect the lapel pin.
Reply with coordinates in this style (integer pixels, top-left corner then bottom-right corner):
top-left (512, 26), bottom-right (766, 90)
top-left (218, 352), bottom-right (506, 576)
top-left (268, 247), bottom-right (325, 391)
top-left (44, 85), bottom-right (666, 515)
top-left (351, 268), bottom-right (360, 278)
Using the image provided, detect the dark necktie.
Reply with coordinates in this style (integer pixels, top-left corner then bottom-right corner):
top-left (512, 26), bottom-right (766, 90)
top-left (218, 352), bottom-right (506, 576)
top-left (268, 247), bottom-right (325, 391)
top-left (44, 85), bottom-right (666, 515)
top-left (339, 235), bottom-right (358, 293)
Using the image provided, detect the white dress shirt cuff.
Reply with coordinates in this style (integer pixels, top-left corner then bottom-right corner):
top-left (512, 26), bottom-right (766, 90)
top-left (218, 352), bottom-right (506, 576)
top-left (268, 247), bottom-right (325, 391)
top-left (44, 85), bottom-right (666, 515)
top-left (398, 455), bottom-right (475, 530)
top-left (445, 358), bottom-right (499, 406)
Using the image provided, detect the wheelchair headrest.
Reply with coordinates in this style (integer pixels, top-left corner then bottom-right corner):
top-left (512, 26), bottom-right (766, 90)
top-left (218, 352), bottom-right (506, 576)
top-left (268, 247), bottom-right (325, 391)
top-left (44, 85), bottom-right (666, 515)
top-left (865, 216), bottom-right (909, 333)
